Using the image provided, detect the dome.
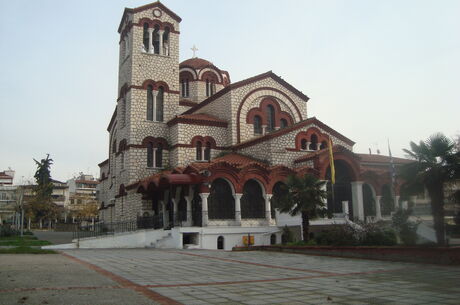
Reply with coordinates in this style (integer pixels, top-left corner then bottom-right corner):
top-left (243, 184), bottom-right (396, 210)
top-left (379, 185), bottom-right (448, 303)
top-left (180, 57), bottom-right (214, 70)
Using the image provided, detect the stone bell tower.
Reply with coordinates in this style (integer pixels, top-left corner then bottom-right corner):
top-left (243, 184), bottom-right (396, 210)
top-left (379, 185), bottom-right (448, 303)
top-left (115, 1), bottom-right (181, 183)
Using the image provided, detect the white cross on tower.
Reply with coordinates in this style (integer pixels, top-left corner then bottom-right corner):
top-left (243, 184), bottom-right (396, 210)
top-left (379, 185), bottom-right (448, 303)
top-left (191, 45), bottom-right (198, 58)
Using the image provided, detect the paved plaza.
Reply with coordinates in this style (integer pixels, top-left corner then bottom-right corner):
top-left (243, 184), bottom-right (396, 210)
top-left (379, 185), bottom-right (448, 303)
top-left (2, 249), bottom-right (460, 305)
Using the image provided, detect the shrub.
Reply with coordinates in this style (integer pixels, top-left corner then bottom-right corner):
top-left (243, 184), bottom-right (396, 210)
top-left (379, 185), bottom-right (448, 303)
top-left (361, 229), bottom-right (397, 246)
top-left (315, 225), bottom-right (358, 246)
top-left (281, 225), bottom-right (294, 244)
top-left (0, 225), bottom-right (19, 237)
top-left (392, 208), bottom-right (419, 246)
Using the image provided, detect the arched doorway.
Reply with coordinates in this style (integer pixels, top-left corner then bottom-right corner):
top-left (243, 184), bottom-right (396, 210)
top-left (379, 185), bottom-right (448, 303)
top-left (208, 178), bottom-right (235, 219)
top-left (241, 180), bottom-right (265, 219)
top-left (326, 160), bottom-right (354, 217)
top-left (270, 233), bottom-right (277, 245)
top-left (363, 183), bottom-right (376, 218)
top-left (217, 236), bottom-right (224, 249)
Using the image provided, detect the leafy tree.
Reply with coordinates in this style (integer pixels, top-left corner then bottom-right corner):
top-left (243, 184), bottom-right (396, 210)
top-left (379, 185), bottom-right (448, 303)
top-left (398, 133), bottom-right (460, 245)
top-left (272, 174), bottom-right (327, 242)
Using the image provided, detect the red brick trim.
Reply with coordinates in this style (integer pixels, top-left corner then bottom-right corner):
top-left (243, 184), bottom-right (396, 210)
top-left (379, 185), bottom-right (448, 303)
top-left (182, 71), bottom-right (309, 116)
top-left (166, 116), bottom-right (228, 127)
top-left (179, 100), bottom-right (198, 107)
top-left (237, 88), bottom-right (303, 143)
top-left (233, 117), bottom-right (355, 150)
top-left (141, 136), bottom-right (169, 149)
top-left (245, 97), bottom-right (294, 128)
top-left (170, 143), bottom-right (227, 150)
top-left (61, 253), bottom-right (182, 305)
top-left (118, 2), bottom-right (182, 33)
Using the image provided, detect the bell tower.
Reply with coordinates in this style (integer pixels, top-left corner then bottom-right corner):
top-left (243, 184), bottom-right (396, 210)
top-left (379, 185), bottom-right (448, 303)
top-left (115, 1), bottom-right (181, 183)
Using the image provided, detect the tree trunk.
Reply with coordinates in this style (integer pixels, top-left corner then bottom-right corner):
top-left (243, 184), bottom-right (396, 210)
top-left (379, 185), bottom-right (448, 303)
top-left (28, 218), bottom-right (31, 230)
top-left (301, 211), bottom-right (310, 242)
top-left (428, 184), bottom-right (445, 246)
top-left (39, 219), bottom-right (42, 229)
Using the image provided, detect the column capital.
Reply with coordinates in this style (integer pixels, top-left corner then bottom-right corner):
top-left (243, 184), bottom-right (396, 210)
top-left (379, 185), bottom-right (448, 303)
top-left (351, 181), bottom-right (364, 186)
top-left (199, 193), bottom-right (210, 200)
top-left (234, 193), bottom-right (243, 199)
top-left (264, 194), bottom-right (273, 200)
top-left (147, 27), bottom-right (154, 33)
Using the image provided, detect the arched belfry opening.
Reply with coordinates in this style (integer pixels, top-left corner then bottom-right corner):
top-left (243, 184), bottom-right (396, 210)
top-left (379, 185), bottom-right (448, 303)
top-left (326, 160), bottom-right (354, 217)
top-left (241, 179), bottom-right (265, 219)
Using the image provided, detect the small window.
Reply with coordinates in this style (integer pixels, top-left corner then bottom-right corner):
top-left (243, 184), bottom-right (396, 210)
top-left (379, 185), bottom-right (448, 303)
top-left (204, 142), bottom-right (211, 161)
top-left (196, 141), bottom-right (202, 160)
top-left (156, 87), bottom-right (164, 122)
top-left (147, 142), bottom-right (154, 167)
top-left (206, 80), bottom-right (210, 97)
top-left (267, 105), bottom-right (275, 132)
top-left (300, 139), bottom-right (307, 150)
top-left (280, 118), bottom-right (288, 129)
top-left (155, 143), bottom-right (163, 168)
top-left (309, 134), bottom-right (318, 150)
top-left (147, 85), bottom-right (154, 121)
top-left (254, 115), bottom-right (262, 135)
top-left (270, 234), bottom-right (276, 245)
top-left (217, 236), bottom-right (224, 249)
top-left (143, 23), bottom-right (149, 51)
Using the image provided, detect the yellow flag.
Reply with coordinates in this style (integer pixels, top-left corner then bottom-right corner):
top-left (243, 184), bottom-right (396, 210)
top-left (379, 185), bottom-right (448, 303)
top-left (328, 138), bottom-right (335, 185)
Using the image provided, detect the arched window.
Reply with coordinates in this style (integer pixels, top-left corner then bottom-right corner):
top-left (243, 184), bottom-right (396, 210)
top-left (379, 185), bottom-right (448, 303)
top-left (267, 105), bottom-right (275, 132)
top-left (155, 143), bottom-right (163, 168)
top-left (181, 79), bottom-right (189, 97)
top-left (120, 152), bottom-right (124, 169)
top-left (147, 142), bottom-right (153, 167)
top-left (309, 134), bottom-right (318, 150)
top-left (147, 85), bottom-right (154, 121)
top-left (217, 236), bottom-right (224, 249)
top-left (320, 141), bottom-right (327, 150)
top-left (241, 180), bottom-right (265, 219)
top-left (300, 138), bottom-right (308, 150)
top-left (270, 234), bottom-right (276, 245)
top-left (153, 25), bottom-right (160, 54)
top-left (280, 118), bottom-right (288, 129)
top-left (253, 115), bottom-right (262, 135)
top-left (163, 27), bottom-right (170, 56)
top-left (196, 141), bottom-right (202, 160)
top-left (206, 79), bottom-right (210, 97)
top-left (156, 87), bottom-right (164, 122)
top-left (208, 179), bottom-right (235, 219)
top-left (204, 142), bottom-right (211, 161)
top-left (143, 23), bottom-right (149, 52)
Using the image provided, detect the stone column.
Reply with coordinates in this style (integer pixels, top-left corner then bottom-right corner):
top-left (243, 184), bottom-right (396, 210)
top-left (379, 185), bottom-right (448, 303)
top-left (152, 91), bottom-right (157, 121)
top-left (172, 198), bottom-right (178, 225)
top-left (342, 201), bottom-right (349, 219)
top-left (147, 28), bottom-right (154, 53)
top-left (158, 30), bottom-right (164, 55)
top-left (320, 181), bottom-right (328, 217)
top-left (185, 196), bottom-right (192, 225)
top-left (394, 195), bottom-right (400, 211)
top-left (306, 142), bottom-right (311, 150)
top-left (234, 193), bottom-right (242, 225)
top-left (351, 181), bottom-right (364, 221)
top-left (375, 195), bottom-right (382, 220)
top-left (402, 201), bottom-right (408, 210)
top-left (262, 125), bottom-right (267, 135)
top-left (200, 193), bottom-right (209, 227)
top-left (264, 194), bottom-right (272, 222)
top-left (160, 201), bottom-right (167, 228)
top-left (316, 143), bottom-right (321, 150)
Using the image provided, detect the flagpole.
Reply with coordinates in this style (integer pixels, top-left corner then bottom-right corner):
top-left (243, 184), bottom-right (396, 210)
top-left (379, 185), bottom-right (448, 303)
top-left (328, 138), bottom-right (336, 215)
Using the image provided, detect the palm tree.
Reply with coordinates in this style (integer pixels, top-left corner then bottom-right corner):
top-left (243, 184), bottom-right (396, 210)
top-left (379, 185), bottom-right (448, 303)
top-left (399, 133), bottom-right (460, 246)
top-left (272, 174), bottom-right (327, 242)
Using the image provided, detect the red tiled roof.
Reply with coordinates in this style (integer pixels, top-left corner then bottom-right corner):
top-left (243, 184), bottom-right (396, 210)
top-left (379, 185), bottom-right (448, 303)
top-left (167, 113), bottom-right (228, 127)
top-left (357, 154), bottom-right (413, 165)
top-left (182, 71), bottom-right (309, 116)
top-left (190, 153), bottom-right (268, 170)
top-left (180, 57), bottom-right (213, 70)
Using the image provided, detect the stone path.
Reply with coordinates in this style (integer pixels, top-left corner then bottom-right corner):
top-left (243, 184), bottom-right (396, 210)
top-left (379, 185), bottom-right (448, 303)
top-left (60, 249), bottom-right (460, 305)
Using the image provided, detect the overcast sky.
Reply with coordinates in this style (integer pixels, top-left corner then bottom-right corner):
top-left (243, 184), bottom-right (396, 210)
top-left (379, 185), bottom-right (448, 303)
top-left (1, 0), bottom-right (459, 183)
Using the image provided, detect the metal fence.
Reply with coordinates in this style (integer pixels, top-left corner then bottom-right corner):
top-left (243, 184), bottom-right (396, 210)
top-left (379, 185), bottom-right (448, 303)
top-left (73, 215), bottom-right (164, 239)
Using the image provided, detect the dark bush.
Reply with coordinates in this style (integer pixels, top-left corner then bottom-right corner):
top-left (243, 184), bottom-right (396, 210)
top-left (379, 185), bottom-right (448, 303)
top-left (0, 225), bottom-right (19, 237)
top-left (361, 229), bottom-right (397, 246)
top-left (315, 225), bottom-right (358, 246)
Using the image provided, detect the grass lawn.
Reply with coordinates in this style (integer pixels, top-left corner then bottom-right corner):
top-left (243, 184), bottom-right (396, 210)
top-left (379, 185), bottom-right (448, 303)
top-left (0, 246), bottom-right (56, 254)
top-left (0, 235), bottom-right (56, 254)
top-left (0, 235), bottom-right (52, 247)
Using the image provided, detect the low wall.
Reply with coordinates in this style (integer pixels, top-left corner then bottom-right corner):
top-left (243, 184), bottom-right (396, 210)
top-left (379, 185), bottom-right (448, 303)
top-left (233, 245), bottom-right (460, 265)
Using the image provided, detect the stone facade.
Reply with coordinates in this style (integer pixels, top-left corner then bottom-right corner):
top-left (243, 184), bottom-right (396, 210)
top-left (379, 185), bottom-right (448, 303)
top-left (98, 2), bottom-right (393, 228)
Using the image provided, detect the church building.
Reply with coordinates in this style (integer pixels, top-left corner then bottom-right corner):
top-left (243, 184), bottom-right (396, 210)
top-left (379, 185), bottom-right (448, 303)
top-left (97, 1), bottom-right (407, 250)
